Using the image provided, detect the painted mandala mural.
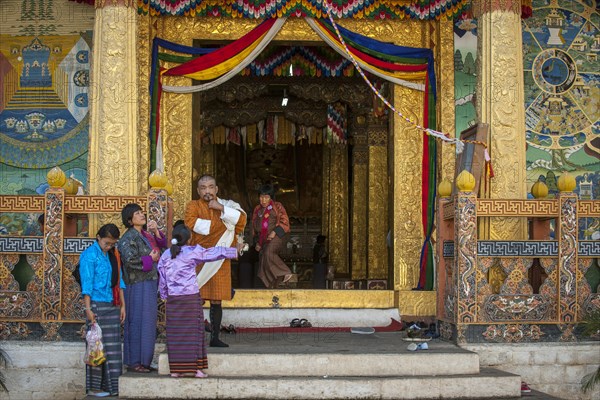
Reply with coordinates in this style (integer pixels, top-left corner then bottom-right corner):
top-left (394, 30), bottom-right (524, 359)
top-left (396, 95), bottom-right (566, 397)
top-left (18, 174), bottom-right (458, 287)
top-left (0, 0), bottom-right (94, 234)
top-left (523, 1), bottom-right (599, 197)
top-left (455, 1), bottom-right (598, 240)
top-left (523, 0), bottom-right (599, 240)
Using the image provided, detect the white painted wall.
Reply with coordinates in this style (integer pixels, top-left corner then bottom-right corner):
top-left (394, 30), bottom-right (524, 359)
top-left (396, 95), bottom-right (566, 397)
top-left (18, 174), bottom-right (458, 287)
top-left (463, 342), bottom-right (600, 400)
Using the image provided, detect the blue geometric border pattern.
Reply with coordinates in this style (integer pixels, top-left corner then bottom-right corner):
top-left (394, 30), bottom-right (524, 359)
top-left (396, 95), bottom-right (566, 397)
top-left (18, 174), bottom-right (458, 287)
top-left (0, 237), bottom-right (43, 253)
top-left (478, 241), bottom-right (558, 257)
top-left (442, 241), bottom-right (599, 257)
top-left (0, 237), bottom-right (94, 254)
top-left (63, 238), bottom-right (95, 254)
top-left (579, 241), bottom-right (600, 257)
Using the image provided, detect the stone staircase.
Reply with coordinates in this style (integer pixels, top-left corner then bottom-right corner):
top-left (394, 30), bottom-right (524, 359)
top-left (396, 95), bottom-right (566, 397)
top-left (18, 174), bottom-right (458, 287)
top-left (119, 332), bottom-right (524, 399)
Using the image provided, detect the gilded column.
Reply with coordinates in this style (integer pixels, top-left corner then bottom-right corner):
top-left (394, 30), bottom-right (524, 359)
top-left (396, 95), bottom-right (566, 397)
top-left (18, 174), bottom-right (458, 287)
top-left (367, 115), bottom-right (389, 279)
top-left (157, 18), bottom-right (195, 220)
top-left (326, 145), bottom-right (349, 274)
top-left (136, 12), bottom-right (154, 195)
top-left (88, 2), bottom-right (141, 233)
top-left (392, 86), bottom-right (425, 290)
top-left (351, 115), bottom-right (368, 280)
top-left (473, 0), bottom-right (527, 239)
top-left (435, 18), bottom-right (456, 182)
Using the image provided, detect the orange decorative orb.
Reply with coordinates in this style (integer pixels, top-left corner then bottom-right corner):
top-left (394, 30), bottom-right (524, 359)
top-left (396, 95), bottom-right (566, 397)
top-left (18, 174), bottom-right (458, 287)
top-left (531, 181), bottom-right (548, 199)
top-left (148, 169), bottom-right (168, 189)
top-left (438, 179), bottom-right (453, 198)
top-left (164, 181), bottom-right (174, 196)
top-left (456, 170), bottom-right (476, 192)
top-left (47, 166), bottom-right (66, 188)
top-left (557, 172), bottom-right (576, 192)
top-left (62, 178), bottom-right (79, 195)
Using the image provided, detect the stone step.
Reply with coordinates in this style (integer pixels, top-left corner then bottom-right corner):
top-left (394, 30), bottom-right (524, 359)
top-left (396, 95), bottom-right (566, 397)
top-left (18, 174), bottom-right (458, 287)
top-left (157, 333), bottom-right (480, 377)
top-left (158, 349), bottom-right (481, 377)
top-left (119, 368), bottom-right (522, 399)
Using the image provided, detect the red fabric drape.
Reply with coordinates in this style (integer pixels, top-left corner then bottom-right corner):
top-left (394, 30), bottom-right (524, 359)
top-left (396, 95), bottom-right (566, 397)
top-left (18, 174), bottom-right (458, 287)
top-left (164, 18), bottom-right (277, 76)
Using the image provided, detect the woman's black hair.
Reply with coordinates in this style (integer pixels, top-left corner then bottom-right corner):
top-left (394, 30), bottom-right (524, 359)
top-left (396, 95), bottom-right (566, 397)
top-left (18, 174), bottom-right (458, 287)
top-left (258, 184), bottom-right (275, 199)
top-left (121, 203), bottom-right (142, 228)
top-left (96, 223), bottom-right (120, 240)
top-left (170, 224), bottom-right (191, 259)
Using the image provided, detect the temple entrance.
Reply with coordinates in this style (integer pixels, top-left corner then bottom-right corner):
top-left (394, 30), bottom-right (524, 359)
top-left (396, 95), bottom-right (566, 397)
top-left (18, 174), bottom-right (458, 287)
top-left (191, 44), bottom-right (392, 289)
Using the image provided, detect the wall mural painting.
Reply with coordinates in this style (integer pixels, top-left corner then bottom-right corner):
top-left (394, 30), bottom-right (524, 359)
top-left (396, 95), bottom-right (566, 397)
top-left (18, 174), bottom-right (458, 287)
top-left (455, 1), bottom-right (599, 241)
top-left (0, 0), bottom-right (94, 235)
top-left (524, 0), bottom-right (599, 240)
top-left (453, 18), bottom-right (478, 136)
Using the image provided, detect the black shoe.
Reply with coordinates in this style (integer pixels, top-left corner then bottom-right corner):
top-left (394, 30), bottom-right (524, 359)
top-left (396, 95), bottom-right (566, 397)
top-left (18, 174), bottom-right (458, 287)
top-left (210, 338), bottom-right (229, 347)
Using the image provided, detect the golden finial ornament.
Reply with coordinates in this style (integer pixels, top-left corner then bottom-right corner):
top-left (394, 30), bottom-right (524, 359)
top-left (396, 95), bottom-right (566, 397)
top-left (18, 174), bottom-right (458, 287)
top-left (47, 166), bottom-right (66, 188)
top-left (531, 180), bottom-right (548, 199)
top-left (164, 181), bottom-right (174, 196)
top-left (438, 178), bottom-right (453, 198)
top-left (148, 169), bottom-right (168, 189)
top-left (456, 170), bottom-right (476, 192)
top-left (62, 177), bottom-right (79, 195)
top-left (557, 172), bottom-right (576, 192)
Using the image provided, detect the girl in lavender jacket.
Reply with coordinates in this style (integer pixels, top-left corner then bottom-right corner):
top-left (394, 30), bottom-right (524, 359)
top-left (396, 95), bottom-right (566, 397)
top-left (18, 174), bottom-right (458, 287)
top-left (158, 224), bottom-right (242, 378)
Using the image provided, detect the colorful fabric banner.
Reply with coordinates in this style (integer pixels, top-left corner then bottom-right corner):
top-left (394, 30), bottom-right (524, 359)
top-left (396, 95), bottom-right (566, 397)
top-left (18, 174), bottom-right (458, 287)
top-left (137, 0), bottom-right (471, 20)
top-left (327, 103), bottom-right (347, 144)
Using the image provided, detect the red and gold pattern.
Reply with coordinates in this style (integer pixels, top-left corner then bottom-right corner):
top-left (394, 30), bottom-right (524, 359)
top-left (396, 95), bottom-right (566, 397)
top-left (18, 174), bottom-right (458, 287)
top-left (477, 200), bottom-right (558, 217)
top-left (579, 200), bottom-right (600, 217)
top-left (0, 195), bottom-right (146, 213)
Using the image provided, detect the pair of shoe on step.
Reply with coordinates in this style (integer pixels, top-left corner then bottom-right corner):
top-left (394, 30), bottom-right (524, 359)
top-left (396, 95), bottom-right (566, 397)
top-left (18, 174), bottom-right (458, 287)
top-left (290, 318), bottom-right (312, 328)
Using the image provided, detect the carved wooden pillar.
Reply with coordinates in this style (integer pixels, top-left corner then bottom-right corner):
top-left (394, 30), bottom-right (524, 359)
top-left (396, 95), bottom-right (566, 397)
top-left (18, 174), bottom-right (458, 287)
top-left (436, 194), bottom-right (454, 321)
top-left (557, 191), bottom-right (578, 323)
top-left (473, 0), bottom-right (527, 240)
top-left (367, 115), bottom-right (389, 279)
top-left (455, 180), bottom-right (478, 343)
top-left (41, 187), bottom-right (65, 340)
top-left (351, 115), bottom-right (368, 280)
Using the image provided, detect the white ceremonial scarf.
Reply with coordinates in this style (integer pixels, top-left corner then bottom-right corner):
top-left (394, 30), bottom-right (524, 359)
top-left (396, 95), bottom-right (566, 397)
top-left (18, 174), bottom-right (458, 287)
top-left (196, 198), bottom-right (246, 289)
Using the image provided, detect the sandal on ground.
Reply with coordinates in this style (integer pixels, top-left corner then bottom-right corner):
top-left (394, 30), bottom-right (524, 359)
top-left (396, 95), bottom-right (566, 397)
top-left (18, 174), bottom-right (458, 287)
top-left (299, 318), bottom-right (312, 328)
top-left (290, 318), bottom-right (301, 328)
top-left (171, 373), bottom-right (184, 378)
top-left (221, 324), bottom-right (236, 334)
top-left (195, 370), bottom-right (208, 378)
top-left (129, 365), bottom-right (151, 373)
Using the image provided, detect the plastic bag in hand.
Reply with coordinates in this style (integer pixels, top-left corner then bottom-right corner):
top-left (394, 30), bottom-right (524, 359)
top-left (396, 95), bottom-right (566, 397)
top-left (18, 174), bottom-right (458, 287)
top-left (84, 322), bottom-right (106, 366)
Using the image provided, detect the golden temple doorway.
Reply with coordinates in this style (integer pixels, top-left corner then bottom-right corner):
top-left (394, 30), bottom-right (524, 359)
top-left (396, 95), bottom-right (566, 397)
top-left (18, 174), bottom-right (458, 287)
top-left (156, 16), bottom-right (443, 311)
top-left (192, 66), bottom-right (392, 290)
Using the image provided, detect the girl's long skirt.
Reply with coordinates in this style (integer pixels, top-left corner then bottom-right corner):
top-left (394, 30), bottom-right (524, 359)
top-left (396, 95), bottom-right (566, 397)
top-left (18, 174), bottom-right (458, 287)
top-left (166, 293), bottom-right (208, 373)
top-left (123, 279), bottom-right (158, 368)
top-left (86, 302), bottom-right (122, 396)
